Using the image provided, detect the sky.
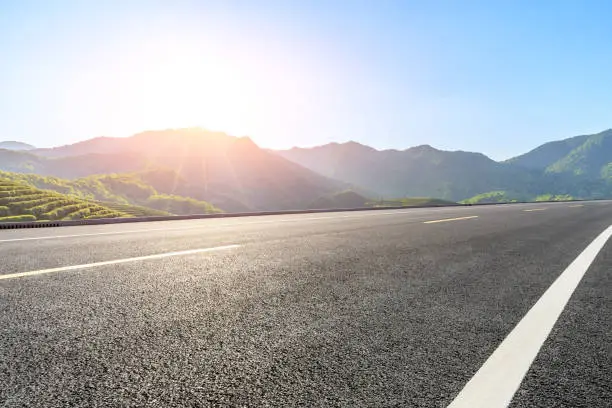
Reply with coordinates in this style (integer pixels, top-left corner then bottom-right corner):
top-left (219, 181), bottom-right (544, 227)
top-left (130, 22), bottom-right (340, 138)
top-left (0, 0), bottom-right (611, 160)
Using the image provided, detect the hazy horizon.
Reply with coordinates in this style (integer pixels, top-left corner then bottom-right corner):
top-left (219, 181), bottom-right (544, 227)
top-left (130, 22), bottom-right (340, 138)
top-left (2, 0), bottom-right (611, 160)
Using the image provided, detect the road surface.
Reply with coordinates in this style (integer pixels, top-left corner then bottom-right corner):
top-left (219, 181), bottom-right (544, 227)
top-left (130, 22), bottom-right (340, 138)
top-left (1, 201), bottom-right (611, 407)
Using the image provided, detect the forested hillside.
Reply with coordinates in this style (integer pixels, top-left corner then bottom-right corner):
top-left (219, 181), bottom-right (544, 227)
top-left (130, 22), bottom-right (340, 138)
top-left (507, 129), bottom-right (612, 177)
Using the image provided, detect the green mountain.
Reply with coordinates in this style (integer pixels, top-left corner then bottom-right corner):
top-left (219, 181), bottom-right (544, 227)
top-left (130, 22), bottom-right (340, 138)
top-left (507, 129), bottom-right (612, 178)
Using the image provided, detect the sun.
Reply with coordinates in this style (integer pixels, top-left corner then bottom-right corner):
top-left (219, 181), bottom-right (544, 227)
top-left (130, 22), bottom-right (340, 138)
top-left (66, 38), bottom-right (311, 147)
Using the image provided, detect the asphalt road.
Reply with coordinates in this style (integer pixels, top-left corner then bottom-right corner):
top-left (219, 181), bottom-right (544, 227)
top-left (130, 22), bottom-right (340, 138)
top-left (1, 202), bottom-right (611, 407)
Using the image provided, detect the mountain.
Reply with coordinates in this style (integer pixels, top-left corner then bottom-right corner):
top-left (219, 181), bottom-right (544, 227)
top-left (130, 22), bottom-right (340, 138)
top-left (4, 128), bottom-right (348, 211)
top-left (0, 149), bottom-right (147, 177)
top-left (507, 129), bottom-right (612, 177)
top-left (7, 127), bottom-right (612, 209)
top-left (276, 142), bottom-right (540, 201)
top-left (0, 141), bottom-right (35, 151)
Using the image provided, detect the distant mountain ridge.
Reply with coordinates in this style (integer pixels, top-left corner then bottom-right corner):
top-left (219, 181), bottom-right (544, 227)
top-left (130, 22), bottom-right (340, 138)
top-left (0, 141), bottom-right (35, 151)
top-left (32, 128), bottom-right (253, 158)
top-left (4, 127), bottom-right (612, 207)
top-left (276, 129), bottom-right (612, 201)
top-left (1, 128), bottom-right (349, 212)
top-left (276, 142), bottom-right (540, 201)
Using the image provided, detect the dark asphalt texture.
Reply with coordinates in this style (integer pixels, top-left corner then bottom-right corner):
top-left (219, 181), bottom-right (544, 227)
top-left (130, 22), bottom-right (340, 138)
top-left (1, 202), bottom-right (611, 407)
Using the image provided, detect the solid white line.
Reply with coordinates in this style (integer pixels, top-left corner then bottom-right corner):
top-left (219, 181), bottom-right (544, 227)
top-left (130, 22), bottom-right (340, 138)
top-left (523, 208), bottom-right (547, 212)
top-left (0, 245), bottom-right (240, 280)
top-left (423, 216), bottom-right (479, 224)
top-left (568, 204), bottom-right (584, 208)
top-left (447, 225), bottom-right (612, 408)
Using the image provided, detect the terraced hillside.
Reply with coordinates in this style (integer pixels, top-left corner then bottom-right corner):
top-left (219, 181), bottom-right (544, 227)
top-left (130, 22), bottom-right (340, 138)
top-left (95, 201), bottom-right (169, 217)
top-left (0, 179), bottom-right (169, 222)
top-left (0, 170), bottom-right (223, 215)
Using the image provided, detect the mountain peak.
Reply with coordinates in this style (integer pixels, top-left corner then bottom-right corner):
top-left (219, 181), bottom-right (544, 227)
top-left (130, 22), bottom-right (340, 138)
top-left (407, 144), bottom-right (438, 152)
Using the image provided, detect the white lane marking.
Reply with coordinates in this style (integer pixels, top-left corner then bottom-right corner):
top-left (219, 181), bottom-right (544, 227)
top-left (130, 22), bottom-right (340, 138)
top-left (423, 216), bottom-right (479, 224)
top-left (448, 225), bottom-right (612, 408)
top-left (0, 245), bottom-right (240, 281)
top-left (0, 209), bottom-right (458, 243)
top-left (568, 204), bottom-right (584, 208)
top-left (523, 208), bottom-right (547, 212)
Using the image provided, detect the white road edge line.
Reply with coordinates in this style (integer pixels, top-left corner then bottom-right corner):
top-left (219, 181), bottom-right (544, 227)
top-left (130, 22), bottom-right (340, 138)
top-left (423, 216), bottom-right (479, 224)
top-left (447, 225), bottom-right (612, 408)
top-left (0, 245), bottom-right (240, 281)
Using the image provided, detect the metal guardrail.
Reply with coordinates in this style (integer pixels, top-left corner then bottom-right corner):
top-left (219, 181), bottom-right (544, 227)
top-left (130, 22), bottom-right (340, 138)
top-left (0, 204), bottom-right (458, 230)
top-left (0, 199), bottom-right (594, 230)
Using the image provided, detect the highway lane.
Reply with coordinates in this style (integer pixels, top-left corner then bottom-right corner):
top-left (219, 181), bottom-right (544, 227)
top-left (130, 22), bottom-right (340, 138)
top-left (0, 201), bottom-right (604, 274)
top-left (1, 201), bottom-right (611, 407)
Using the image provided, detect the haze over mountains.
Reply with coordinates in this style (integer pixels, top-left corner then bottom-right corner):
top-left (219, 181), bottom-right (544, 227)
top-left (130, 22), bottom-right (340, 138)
top-left (277, 129), bottom-right (612, 202)
top-left (2, 128), bottom-right (612, 214)
top-left (1, 129), bottom-right (346, 212)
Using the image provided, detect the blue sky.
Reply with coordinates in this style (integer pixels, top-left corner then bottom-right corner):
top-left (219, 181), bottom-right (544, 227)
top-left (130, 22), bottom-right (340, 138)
top-left (0, 0), bottom-right (611, 159)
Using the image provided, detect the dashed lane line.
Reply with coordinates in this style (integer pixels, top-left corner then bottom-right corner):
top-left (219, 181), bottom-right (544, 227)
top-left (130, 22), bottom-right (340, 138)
top-left (423, 216), bottom-right (479, 224)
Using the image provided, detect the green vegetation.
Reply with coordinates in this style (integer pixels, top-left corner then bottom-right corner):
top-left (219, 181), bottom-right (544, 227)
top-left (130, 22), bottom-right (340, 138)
top-left (462, 191), bottom-right (576, 204)
top-left (461, 191), bottom-right (522, 204)
top-left (509, 129), bottom-right (612, 184)
top-left (0, 178), bottom-right (131, 222)
top-left (145, 194), bottom-right (222, 215)
top-left (534, 194), bottom-right (575, 202)
top-left (0, 215), bottom-right (37, 222)
top-left (309, 190), bottom-right (370, 209)
top-left (91, 201), bottom-right (169, 217)
top-left (0, 170), bottom-right (222, 215)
